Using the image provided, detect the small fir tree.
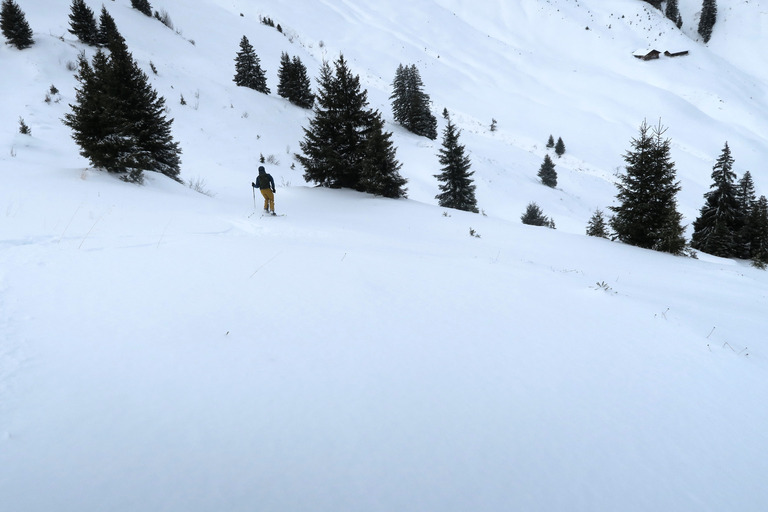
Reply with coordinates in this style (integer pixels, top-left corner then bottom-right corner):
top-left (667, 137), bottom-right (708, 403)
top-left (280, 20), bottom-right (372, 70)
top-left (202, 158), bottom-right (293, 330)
top-left (609, 120), bottom-right (686, 254)
top-left (233, 35), bottom-right (270, 94)
top-left (18, 116), bottom-right (30, 135)
top-left (435, 113), bottom-right (478, 213)
top-left (521, 202), bottom-right (554, 228)
top-left (586, 209), bottom-right (609, 238)
top-left (698, 0), bottom-right (717, 43)
top-left (546, 134), bottom-right (555, 149)
top-left (538, 154), bottom-right (557, 188)
top-left (554, 137), bottom-right (566, 157)
top-left (1, 0), bottom-right (33, 49)
top-left (68, 0), bottom-right (99, 46)
top-left (130, 0), bottom-right (152, 17)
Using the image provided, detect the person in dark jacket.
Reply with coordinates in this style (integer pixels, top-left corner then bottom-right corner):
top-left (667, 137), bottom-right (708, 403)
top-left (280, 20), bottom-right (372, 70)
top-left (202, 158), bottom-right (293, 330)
top-left (252, 165), bottom-right (276, 214)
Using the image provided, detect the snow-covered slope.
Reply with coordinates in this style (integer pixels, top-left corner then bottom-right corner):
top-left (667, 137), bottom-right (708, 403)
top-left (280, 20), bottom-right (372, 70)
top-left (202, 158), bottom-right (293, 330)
top-left (2, 1), bottom-right (768, 511)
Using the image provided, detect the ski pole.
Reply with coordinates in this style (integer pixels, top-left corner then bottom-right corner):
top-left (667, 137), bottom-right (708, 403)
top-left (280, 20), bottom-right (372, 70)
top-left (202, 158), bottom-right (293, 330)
top-left (252, 185), bottom-right (256, 209)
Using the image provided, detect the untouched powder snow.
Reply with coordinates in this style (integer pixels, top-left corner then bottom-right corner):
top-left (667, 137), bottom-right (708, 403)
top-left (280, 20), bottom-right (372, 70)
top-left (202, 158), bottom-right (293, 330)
top-left (2, 1), bottom-right (768, 511)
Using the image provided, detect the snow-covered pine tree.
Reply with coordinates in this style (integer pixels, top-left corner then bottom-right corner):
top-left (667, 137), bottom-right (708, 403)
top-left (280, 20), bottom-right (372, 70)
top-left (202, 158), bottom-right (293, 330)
top-left (358, 111), bottom-right (408, 199)
top-left (68, 0), bottom-right (98, 46)
top-left (130, 0), bottom-right (152, 17)
top-left (749, 196), bottom-right (768, 268)
top-left (64, 34), bottom-right (181, 183)
top-left (586, 209), bottom-right (609, 238)
top-left (734, 170), bottom-right (758, 258)
top-left (435, 113), bottom-right (478, 213)
top-left (546, 135), bottom-right (555, 148)
top-left (0, 0), bottom-right (33, 50)
top-left (298, 55), bottom-right (372, 189)
top-left (691, 142), bottom-right (739, 257)
top-left (554, 137), bottom-right (566, 157)
top-left (698, 0), bottom-right (717, 43)
top-left (233, 36), bottom-right (270, 94)
top-left (538, 154), bottom-right (557, 188)
top-left (609, 120), bottom-right (686, 254)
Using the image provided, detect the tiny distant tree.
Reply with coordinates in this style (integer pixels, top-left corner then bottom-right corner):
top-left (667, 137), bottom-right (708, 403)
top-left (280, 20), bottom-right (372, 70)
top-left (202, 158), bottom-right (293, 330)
top-left (390, 64), bottom-right (437, 140)
top-left (586, 209), bottom-right (610, 238)
top-left (698, 0), bottom-right (717, 43)
top-left (435, 112), bottom-right (478, 213)
top-left (546, 134), bottom-right (555, 148)
top-left (691, 142), bottom-right (739, 257)
top-left (233, 35), bottom-right (270, 94)
top-left (18, 116), bottom-right (30, 135)
top-left (554, 137), bottom-right (566, 157)
top-left (68, 0), bottom-right (99, 46)
top-left (521, 202), bottom-right (554, 228)
top-left (1, 0), bottom-right (34, 50)
top-left (609, 120), bottom-right (686, 254)
top-left (358, 110), bottom-right (408, 198)
top-left (130, 0), bottom-right (152, 17)
top-left (538, 154), bottom-right (557, 188)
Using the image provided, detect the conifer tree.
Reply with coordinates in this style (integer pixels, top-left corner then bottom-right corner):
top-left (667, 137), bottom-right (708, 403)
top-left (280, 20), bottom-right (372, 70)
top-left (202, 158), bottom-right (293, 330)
top-left (665, 0), bottom-right (683, 28)
top-left (233, 36), bottom-right (270, 94)
top-left (298, 55), bottom-right (372, 189)
top-left (358, 111), bottom-right (408, 199)
top-left (68, 0), bottom-right (99, 46)
top-left (691, 142), bottom-right (739, 257)
top-left (538, 154), bottom-right (557, 188)
top-left (97, 6), bottom-right (121, 48)
top-left (390, 64), bottom-right (437, 140)
top-left (277, 52), bottom-right (313, 108)
top-left (555, 137), bottom-right (566, 157)
top-left (435, 113), bottom-right (478, 213)
top-left (734, 171), bottom-right (757, 258)
top-left (586, 209), bottom-right (609, 238)
top-left (609, 120), bottom-right (686, 254)
top-left (749, 196), bottom-right (768, 267)
top-left (130, 0), bottom-right (152, 17)
top-left (521, 202), bottom-right (554, 228)
top-left (698, 0), bottom-right (717, 43)
top-left (64, 33), bottom-right (181, 183)
top-left (276, 52), bottom-right (292, 99)
top-left (1, 0), bottom-right (33, 50)
top-left (546, 135), bottom-right (555, 149)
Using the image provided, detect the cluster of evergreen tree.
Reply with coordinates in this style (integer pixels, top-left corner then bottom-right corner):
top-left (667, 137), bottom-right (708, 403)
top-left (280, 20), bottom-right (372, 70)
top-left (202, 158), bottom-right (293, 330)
top-left (690, 143), bottom-right (768, 266)
top-left (435, 110), bottom-right (478, 212)
top-left (297, 55), bottom-right (407, 199)
top-left (63, 19), bottom-right (181, 183)
top-left (1, 0), bottom-right (33, 50)
top-left (233, 36), bottom-right (270, 94)
top-left (390, 64), bottom-right (438, 140)
top-left (130, 0), bottom-right (152, 17)
top-left (665, 0), bottom-right (683, 28)
top-left (277, 52), bottom-right (314, 108)
top-left (609, 120), bottom-right (686, 255)
top-left (698, 0), bottom-right (717, 43)
top-left (546, 135), bottom-right (565, 157)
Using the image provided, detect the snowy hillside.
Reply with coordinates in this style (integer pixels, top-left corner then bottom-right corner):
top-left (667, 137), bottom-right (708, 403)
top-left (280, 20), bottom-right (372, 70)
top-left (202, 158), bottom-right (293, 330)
top-left (2, 1), bottom-right (768, 511)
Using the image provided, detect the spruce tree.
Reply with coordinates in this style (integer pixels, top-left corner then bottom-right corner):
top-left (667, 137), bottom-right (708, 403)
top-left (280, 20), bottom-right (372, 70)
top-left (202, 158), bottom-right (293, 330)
top-left (546, 135), bottom-right (555, 149)
top-left (97, 6), bottom-right (121, 48)
top-left (298, 55), bottom-right (372, 189)
top-left (130, 0), bottom-right (152, 17)
top-left (358, 110), bottom-right (408, 198)
top-left (277, 53), bottom-right (313, 108)
top-left (64, 35), bottom-right (181, 183)
top-left (435, 113), bottom-right (478, 213)
top-left (1, 0), bottom-right (33, 50)
top-left (749, 196), bottom-right (768, 267)
top-left (609, 120), bottom-right (686, 254)
top-left (665, 0), bottom-right (683, 28)
top-left (538, 154), bottom-right (557, 188)
top-left (698, 0), bottom-right (717, 43)
top-left (390, 64), bottom-right (437, 140)
top-left (691, 142), bottom-right (739, 257)
top-left (276, 52), bottom-right (292, 99)
top-left (233, 36), bottom-right (270, 94)
top-left (554, 137), bottom-right (566, 157)
top-left (521, 202), bottom-right (553, 228)
top-left (735, 171), bottom-right (757, 258)
top-left (68, 0), bottom-right (99, 46)
top-left (586, 209), bottom-right (609, 238)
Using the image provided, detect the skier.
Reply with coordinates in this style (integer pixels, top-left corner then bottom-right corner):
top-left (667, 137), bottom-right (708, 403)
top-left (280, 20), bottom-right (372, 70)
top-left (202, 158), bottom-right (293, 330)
top-left (252, 165), bottom-right (276, 215)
